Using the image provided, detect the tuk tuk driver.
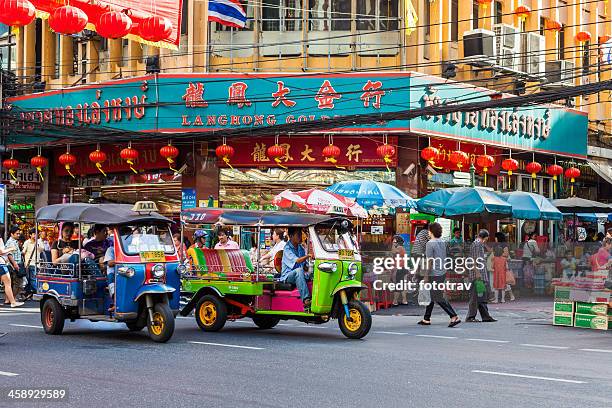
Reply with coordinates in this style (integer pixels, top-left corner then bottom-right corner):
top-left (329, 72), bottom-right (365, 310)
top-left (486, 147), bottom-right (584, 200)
top-left (281, 227), bottom-right (314, 309)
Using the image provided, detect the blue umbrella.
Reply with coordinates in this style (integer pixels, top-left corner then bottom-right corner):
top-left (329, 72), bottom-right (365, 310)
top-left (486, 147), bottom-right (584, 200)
top-left (563, 213), bottom-right (611, 223)
top-left (325, 180), bottom-right (417, 209)
top-left (417, 187), bottom-right (512, 222)
top-left (499, 191), bottom-right (563, 221)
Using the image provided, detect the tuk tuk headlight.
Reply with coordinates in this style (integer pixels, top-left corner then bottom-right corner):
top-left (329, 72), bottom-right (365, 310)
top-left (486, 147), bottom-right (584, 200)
top-left (348, 263), bottom-right (359, 278)
top-left (177, 264), bottom-right (188, 276)
top-left (152, 264), bottom-right (165, 279)
top-left (318, 262), bottom-right (337, 273)
top-left (117, 266), bottom-right (135, 278)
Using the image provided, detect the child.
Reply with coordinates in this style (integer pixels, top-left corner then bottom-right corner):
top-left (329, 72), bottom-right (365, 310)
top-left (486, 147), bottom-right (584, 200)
top-left (560, 250), bottom-right (577, 282)
top-left (492, 246), bottom-right (508, 303)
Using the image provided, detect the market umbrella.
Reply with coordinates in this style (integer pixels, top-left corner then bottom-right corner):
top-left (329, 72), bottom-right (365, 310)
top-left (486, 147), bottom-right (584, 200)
top-left (417, 187), bottom-right (512, 222)
top-left (273, 189), bottom-right (369, 218)
top-left (325, 180), bottom-right (417, 209)
top-left (499, 191), bottom-right (563, 221)
top-left (551, 197), bottom-right (612, 213)
top-left (562, 213), bottom-right (611, 223)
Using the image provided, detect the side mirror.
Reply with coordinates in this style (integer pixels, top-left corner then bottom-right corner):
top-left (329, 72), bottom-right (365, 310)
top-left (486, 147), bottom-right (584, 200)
top-left (318, 262), bottom-right (337, 273)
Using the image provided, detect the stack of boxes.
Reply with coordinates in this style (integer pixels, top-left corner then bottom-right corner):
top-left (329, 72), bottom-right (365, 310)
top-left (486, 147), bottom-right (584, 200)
top-left (553, 286), bottom-right (612, 330)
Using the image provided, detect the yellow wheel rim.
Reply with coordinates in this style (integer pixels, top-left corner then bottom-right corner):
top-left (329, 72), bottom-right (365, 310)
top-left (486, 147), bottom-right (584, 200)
top-left (150, 312), bottom-right (164, 336)
top-left (343, 308), bottom-right (362, 332)
top-left (199, 301), bottom-right (217, 326)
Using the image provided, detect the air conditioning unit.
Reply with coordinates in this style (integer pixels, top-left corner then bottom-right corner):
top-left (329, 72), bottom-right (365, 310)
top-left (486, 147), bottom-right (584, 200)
top-left (493, 24), bottom-right (519, 71)
top-left (520, 32), bottom-right (545, 77)
top-left (463, 29), bottom-right (496, 67)
top-left (545, 60), bottom-right (576, 87)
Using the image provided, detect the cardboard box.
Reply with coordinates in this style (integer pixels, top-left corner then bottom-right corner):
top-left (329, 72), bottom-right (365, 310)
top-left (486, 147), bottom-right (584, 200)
top-left (553, 312), bottom-right (574, 327)
top-left (575, 302), bottom-right (608, 316)
top-left (554, 286), bottom-right (571, 300)
top-left (574, 313), bottom-right (608, 330)
top-left (553, 301), bottom-right (574, 314)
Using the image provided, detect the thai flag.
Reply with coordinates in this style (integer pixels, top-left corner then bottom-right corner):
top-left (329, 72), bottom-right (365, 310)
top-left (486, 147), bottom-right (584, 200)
top-left (208, 0), bottom-right (247, 29)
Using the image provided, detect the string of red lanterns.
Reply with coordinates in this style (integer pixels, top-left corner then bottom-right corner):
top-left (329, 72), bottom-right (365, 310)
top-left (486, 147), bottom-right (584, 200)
top-left (139, 15), bottom-right (173, 42)
top-left (48, 5), bottom-right (88, 35)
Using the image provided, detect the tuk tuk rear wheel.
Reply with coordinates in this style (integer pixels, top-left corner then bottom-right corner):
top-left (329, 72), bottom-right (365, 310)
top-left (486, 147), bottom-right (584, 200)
top-left (195, 295), bottom-right (227, 332)
top-left (338, 300), bottom-right (371, 339)
top-left (41, 298), bottom-right (65, 335)
top-left (252, 315), bottom-right (280, 329)
top-left (147, 303), bottom-right (175, 343)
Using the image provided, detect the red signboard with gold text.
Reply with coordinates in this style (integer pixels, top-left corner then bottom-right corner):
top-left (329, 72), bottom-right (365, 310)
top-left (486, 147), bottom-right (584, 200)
top-left (222, 136), bottom-right (398, 169)
top-left (430, 138), bottom-right (502, 174)
top-left (31, 0), bottom-right (183, 49)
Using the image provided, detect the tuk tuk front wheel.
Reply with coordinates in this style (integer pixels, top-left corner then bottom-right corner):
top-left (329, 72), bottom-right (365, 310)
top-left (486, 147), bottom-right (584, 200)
top-left (147, 303), bottom-right (175, 343)
top-left (41, 298), bottom-right (65, 335)
top-left (338, 300), bottom-right (371, 339)
top-left (252, 315), bottom-right (280, 329)
top-left (195, 295), bottom-right (227, 332)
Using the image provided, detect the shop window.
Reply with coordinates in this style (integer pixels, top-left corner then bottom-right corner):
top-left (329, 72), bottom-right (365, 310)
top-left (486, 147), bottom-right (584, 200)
top-left (558, 24), bottom-right (565, 60)
top-left (451, 0), bottom-right (458, 42)
top-left (356, 0), bottom-right (399, 31)
top-left (494, 1), bottom-right (502, 25)
top-left (262, 0), bottom-right (302, 31)
top-left (309, 0), bottom-right (351, 31)
top-left (472, 0), bottom-right (479, 30)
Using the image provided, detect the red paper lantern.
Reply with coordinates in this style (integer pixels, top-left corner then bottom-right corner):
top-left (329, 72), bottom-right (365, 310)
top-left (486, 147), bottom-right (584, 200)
top-left (2, 158), bottom-right (19, 181)
top-left (526, 161), bottom-right (542, 178)
top-left (477, 0), bottom-right (493, 9)
top-left (514, 5), bottom-right (531, 21)
top-left (545, 19), bottom-right (562, 32)
top-left (476, 154), bottom-right (495, 184)
top-left (0, 0), bottom-right (35, 27)
top-left (160, 143), bottom-right (179, 171)
top-left (449, 150), bottom-right (469, 170)
top-left (267, 144), bottom-right (286, 168)
top-left (565, 167), bottom-right (581, 196)
top-left (139, 15), bottom-right (173, 42)
top-left (49, 5), bottom-right (88, 35)
top-left (59, 152), bottom-right (77, 178)
top-left (96, 11), bottom-right (133, 39)
top-left (376, 144), bottom-right (396, 171)
top-left (501, 158), bottom-right (519, 175)
top-left (89, 149), bottom-right (108, 176)
top-left (420, 146), bottom-right (440, 165)
top-left (120, 146), bottom-right (139, 174)
top-left (322, 144), bottom-right (341, 167)
top-left (546, 164), bottom-right (564, 180)
top-left (215, 143), bottom-right (235, 168)
top-left (30, 155), bottom-right (48, 181)
top-left (575, 31), bottom-right (592, 43)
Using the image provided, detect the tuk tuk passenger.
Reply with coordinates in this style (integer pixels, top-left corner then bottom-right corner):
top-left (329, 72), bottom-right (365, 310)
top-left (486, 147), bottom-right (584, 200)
top-left (51, 223), bottom-right (80, 264)
top-left (281, 227), bottom-right (314, 308)
top-left (215, 227), bottom-right (239, 250)
top-left (84, 224), bottom-right (111, 265)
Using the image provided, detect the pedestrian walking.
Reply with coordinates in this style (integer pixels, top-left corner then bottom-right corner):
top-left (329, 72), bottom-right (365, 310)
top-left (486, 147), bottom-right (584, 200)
top-left (0, 236), bottom-right (23, 308)
top-left (6, 226), bottom-right (26, 301)
top-left (22, 228), bottom-right (42, 299)
top-left (418, 223), bottom-right (461, 327)
top-left (391, 235), bottom-right (409, 306)
top-left (466, 229), bottom-right (496, 323)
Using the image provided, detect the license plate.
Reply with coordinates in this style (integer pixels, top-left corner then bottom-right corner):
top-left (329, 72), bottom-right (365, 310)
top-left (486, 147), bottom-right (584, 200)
top-left (338, 249), bottom-right (354, 260)
top-left (140, 251), bottom-right (166, 263)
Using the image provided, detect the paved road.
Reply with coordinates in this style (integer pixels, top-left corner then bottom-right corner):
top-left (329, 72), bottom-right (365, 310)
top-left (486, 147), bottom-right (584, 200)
top-left (0, 301), bottom-right (610, 408)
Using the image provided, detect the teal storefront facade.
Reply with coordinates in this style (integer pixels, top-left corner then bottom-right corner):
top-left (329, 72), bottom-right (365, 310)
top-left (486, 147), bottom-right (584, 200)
top-left (6, 71), bottom-right (588, 159)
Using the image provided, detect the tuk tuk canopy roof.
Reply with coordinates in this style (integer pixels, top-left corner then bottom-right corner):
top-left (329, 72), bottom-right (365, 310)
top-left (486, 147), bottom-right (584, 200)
top-left (36, 204), bottom-right (172, 225)
top-left (181, 208), bottom-right (344, 227)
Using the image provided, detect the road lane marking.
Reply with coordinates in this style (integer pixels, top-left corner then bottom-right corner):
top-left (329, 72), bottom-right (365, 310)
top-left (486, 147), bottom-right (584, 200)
top-left (0, 307), bottom-right (39, 313)
top-left (176, 316), bottom-right (191, 319)
top-left (0, 371), bottom-right (19, 377)
top-left (277, 323), bottom-right (297, 327)
top-left (520, 344), bottom-right (569, 350)
top-left (188, 341), bottom-right (264, 350)
top-left (9, 324), bottom-right (42, 329)
top-left (579, 348), bottom-right (612, 353)
top-left (415, 334), bottom-right (457, 339)
top-left (472, 370), bottom-right (586, 384)
top-left (375, 331), bottom-right (408, 335)
top-left (466, 338), bottom-right (510, 343)
top-left (232, 320), bottom-right (254, 324)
